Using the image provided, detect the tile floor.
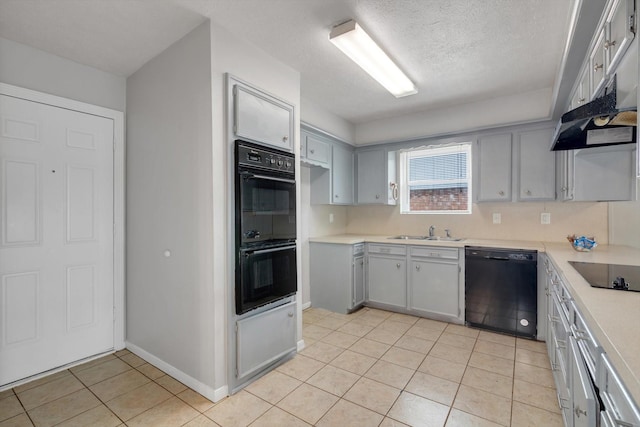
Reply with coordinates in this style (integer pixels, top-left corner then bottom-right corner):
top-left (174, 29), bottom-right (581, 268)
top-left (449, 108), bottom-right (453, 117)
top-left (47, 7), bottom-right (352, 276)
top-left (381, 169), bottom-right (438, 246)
top-left (0, 307), bottom-right (563, 427)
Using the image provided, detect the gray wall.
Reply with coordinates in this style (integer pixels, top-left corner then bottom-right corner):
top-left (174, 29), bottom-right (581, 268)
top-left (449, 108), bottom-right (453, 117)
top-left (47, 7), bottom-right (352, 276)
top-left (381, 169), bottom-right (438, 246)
top-left (0, 37), bottom-right (125, 111)
top-left (126, 21), bottom-right (215, 390)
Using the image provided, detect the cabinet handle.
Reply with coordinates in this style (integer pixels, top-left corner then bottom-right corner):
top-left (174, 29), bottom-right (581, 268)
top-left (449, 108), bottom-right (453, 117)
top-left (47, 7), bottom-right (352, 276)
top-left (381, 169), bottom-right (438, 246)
top-left (288, 311), bottom-right (294, 317)
top-left (604, 40), bottom-right (617, 50)
top-left (498, 190), bottom-right (505, 196)
top-left (283, 136), bottom-right (289, 142)
top-left (578, 98), bottom-right (585, 103)
top-left (525, 190), bottom-right (532, 195)
top-left (415, 265), bottom-right (420, 271)
top-left (335, 194), bottom-right (339, 198)
top-left (390, 182), bottom-right (399, 201)
top-left (594, 63), bottom-right (603, 71)
top-left (310, 149), bottom-right (315, 154)
top-left (375, 194), bottom-right (380, 199)
top-left (574, 406), bottom-right (587, 418)
top-left (396, 263), bottom-right (401, 269)
top-left (573, 329), bottom-right (589, 341)
top-left (556, 339), bottom-right (566, 349)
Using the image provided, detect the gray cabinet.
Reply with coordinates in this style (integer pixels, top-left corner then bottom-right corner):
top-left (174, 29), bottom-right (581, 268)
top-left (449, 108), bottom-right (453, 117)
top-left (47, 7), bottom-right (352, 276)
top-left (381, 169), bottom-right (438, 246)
top-left (233, 83), bottom-right (293, 152)
top-left (476, 133), bottom-right (512, 202)
top-left (570, 144), bottom-right (636, 201)
top-left (236, 301), bottom-right (296, 382)
top-left (570, 336), bottom-right (599, 427)
top-left (309, 132), bottom-right (354, 205)
top-left (301, 130), bottom-right (330, 168)
top-left (367, 244), bottom-right (407, 309)
top-left (332, 144), bottom-right (354, 205)
top-left (309, 242), bottom-right (365, 314)
top-left (409, 246), bottom-right (460, 321)
top-left (590, 28), bottom-right (608, 97)
top-left (517, 128), bottom-right (556, 201)
top-left (605, 0), bottom-right (636, 73)
top-left (356, 149), bottom-right (398, 205)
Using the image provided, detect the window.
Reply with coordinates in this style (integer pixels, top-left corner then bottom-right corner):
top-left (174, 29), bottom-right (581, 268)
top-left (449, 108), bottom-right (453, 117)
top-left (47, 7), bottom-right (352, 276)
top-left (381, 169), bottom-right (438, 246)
top-left (399, 143), bottom-right (472, 214)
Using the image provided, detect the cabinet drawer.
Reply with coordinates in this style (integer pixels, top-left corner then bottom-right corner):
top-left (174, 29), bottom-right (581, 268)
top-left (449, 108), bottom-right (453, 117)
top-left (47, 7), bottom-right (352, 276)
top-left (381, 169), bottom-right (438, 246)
top-left (570, 300), bottom-right (603, 378)
top-left (598, 354), bottom-right (640, 426)
top-left (410, 246), bottom-right (458, 260)
top-left (367, 244), bottom-right (406, 256)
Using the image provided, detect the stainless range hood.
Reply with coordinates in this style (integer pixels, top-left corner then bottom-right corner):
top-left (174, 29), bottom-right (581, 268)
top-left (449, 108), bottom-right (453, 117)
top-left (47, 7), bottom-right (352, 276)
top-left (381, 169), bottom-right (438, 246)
top-left (551, 77), bottom-right (637, 151)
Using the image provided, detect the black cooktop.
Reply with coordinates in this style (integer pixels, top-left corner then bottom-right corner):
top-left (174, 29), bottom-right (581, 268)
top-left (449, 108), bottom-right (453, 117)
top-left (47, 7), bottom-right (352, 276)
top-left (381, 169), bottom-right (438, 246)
top-left (569, 261), bottom-right (640, 292)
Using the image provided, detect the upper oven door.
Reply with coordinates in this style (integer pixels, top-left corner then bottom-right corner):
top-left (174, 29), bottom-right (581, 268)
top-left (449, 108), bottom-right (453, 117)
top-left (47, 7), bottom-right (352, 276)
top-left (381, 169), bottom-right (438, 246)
top-left (237, 170), bottom-right (296, 245)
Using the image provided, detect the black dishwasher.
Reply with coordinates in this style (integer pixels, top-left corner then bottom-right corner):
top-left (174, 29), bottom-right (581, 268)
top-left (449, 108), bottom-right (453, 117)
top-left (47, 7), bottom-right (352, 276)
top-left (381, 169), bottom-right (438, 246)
top-left (465, 247), bottom-right (537, 338)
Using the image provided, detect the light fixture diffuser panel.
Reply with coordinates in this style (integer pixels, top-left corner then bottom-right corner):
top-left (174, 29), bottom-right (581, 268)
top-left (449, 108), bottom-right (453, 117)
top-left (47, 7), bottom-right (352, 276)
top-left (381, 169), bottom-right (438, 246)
top-left (330, 20), bottom-right (417, 98)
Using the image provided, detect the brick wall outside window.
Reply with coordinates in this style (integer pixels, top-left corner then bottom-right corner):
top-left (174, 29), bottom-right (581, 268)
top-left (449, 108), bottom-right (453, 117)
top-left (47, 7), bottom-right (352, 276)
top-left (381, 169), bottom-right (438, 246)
top-left (409, 187), bottom-right (468, 211)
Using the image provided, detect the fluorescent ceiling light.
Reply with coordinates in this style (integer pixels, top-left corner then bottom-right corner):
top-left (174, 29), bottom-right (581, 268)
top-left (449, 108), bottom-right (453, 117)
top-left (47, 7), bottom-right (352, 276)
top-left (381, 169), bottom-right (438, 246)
top-left (329, 20), bottom-right (417, 98)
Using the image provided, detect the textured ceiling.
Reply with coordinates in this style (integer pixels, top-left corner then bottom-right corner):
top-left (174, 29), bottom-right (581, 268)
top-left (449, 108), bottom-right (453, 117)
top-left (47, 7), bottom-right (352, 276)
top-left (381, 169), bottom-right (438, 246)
top-left (0, 0), bottom-right (574, 124)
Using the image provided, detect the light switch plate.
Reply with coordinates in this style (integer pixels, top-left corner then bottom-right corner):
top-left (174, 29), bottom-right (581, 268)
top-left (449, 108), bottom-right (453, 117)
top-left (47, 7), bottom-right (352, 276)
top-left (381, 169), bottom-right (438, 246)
top-left (329, 213), bottom-right (334, 224)
top-left (541, 212), bottom-right (551, 225)
top-left (493, 213), bottom-right (501, 224)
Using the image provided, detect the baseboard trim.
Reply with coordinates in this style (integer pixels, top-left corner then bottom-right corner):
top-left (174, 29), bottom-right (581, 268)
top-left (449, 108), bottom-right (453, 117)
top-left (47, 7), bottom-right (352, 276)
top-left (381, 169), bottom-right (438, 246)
top-left (302, 301), bottom-right (311, 310)
top-left (296, 339), bottom-right (306, 352)
top-left (125, 341), bottom-right (228, 403)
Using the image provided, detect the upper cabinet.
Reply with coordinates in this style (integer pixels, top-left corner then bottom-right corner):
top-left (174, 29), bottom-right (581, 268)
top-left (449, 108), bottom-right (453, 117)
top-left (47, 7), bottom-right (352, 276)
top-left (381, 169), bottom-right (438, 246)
top-left (356, 149), bottom-right (398, 205)
top-left (517, 128), bottom-right (556, 201)
top-left (476, 133), bottom-right (512, 202)
top-left (301, 130), bottom-right (330, 168)
top-left (570, 66), bottom-right (590, 111)
top-left (331, 144), bottom-right (354, 205)
top-left (590, 28), bottom-right (608, 98)
top-left (233, 83), bottom-right (293, 152)
top-left (605, 0), bottom-right (636, 73)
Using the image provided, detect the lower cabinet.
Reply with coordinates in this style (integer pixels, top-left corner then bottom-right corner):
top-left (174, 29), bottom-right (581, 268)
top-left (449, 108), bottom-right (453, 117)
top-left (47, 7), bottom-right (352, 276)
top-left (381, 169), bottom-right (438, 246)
top-left (409, 247), bottom-right (460, 319)
top-left (569, 335), bottom-right (598, 427)
top-left (367, 253), bottom-right (407, 309)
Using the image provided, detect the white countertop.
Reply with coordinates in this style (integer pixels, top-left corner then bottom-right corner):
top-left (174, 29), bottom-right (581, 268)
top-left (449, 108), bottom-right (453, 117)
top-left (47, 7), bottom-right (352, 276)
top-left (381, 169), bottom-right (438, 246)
top-left (309, 234), bottom-right (640, 402)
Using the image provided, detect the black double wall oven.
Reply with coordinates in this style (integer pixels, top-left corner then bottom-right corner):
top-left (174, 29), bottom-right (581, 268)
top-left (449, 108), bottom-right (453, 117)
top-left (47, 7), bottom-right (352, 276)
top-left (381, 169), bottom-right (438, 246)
top-left (235, 140), bottom-right (297, 315)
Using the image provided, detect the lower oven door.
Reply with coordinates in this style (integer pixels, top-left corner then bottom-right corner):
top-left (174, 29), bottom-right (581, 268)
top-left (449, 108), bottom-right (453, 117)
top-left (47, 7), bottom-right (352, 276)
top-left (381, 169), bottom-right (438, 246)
top-left (237, 243), bottom-right (297, 315)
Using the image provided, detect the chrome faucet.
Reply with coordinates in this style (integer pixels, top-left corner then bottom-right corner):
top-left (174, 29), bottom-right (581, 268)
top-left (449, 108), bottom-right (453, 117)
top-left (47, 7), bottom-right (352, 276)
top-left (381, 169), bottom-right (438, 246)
top-left (428, 225), bottom-right (435, 238)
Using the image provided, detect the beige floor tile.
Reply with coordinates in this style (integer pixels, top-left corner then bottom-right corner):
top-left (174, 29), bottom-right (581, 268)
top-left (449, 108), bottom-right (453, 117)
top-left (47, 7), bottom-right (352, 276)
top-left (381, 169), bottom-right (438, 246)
top-left (114, 349), bottom-right (131, 357)
top-left (183, 414), bottom-right (221, 427)
top-left (155, 375), bottom-right (188, 394)
top-left (250, 406), bottom-right (310, 427)
top-left (453, 385), bottom-right (512, 426)
top-left (515, 348), bottom-right (551, 369)
top-left (377, 320), bottom-right (413, 334)
top-left (512, 379), bottom-right (560, 413)
top-left (437, 332), bottom-right (477, 351)
top-left (415, 317), bottom-right (448, 331)
top-left (127, 396), bottom-right (199, 427)
top-left (177, 389), bottom-right (215, 412)
top-left (337, 321), bottom-right (375, 338)
top-left (119, 353), bottom-right (146, 368)
top-left (461, 366), bottom-right (513, 399)
top-left (73, 359), bottom-right (132, 387)
top-left (302, 324), bottom-right (333, 341)
top-left (387, 313), bottom-right (419, 325)
top-left (105, 381), bottom-right (172, 421)
top-left (417, 356), bottom-right (466, 383)
top-left (394, 335), bottom-right (435, 354)
top-left (516, 338), bottom-right (547, 354)
top-left (321, 331), bottom-right (360, 348)
top-left (364, 327), bottom-right (404, 345)
top-left (0, 413), bottom-right (33, 427)
top-left (314, 316), bottom-right (349, 330)
top-left (329, 350), bottom-right (377, 375)
top-left (388, 391), bottom-right (450, 427)
top-left (55, 404), bottom-right (120, 427)
top-left (405, 371), bottom-right (459, 406)
top-left (306, 365), bottom-right (360, 397)
top-left (0, 395), bottom-right (23, 421)
top-left (343, 377), bottom-right (401, 415)
top-left (17, 374), bottom-right (85, 410)
top-left (0, 390), bottom-right (15, 401)
top-left (136, 363), bottom-right (165, 380)
top-left (13, 370), bottom-right (71, 394)
top-left (276, 384), bottom-right (338, 425)
top-left (302, 311), bottom-right (325, 324)
top-left (380, 417), bottom-right (410, 427)
top-left (89, 369), bottom-right (150, 402)
top-left (317, 399), bottom-right (384, 427)
top-left (381, 347), bottom-right (426, 370)
top-left (329, 312), bottom-right (358, 321)
top-left (445, 324), bottom-right (480, 338)
top-left (349, 338), bottom-right (391, 359)
top-left (445, 409), bottom-right (502, 427)
top-left (473, 340), bottom-right (515, 361)
top-left (204, 391), bottom-right (271, 427)
top-left (28, 388), bottom-right (101, 427)
top-left (300, 341), bottom-right (344, 363)
top-left (405, 325), bottom-right (443, 341)
top-left (364, 360), bottom-right (415, 390)
top-left (429, 342), bottom-right (472, 365)
top-left (305, 307), bottom-right (333, 317)
top-left (245, 370), bottom-right (302, 404)
top-left (276, 355), bottom-right (325, 381)
top-left (478, 331), bottom-right (516, 347)
top-left (69, 355), bottom-right (117, 374)
top-left (468, 352), bottom-right (514, 378)
top-left (510, 401), bottom-right (563, 427)
top-left (514, 362), bottom-right (555, 389)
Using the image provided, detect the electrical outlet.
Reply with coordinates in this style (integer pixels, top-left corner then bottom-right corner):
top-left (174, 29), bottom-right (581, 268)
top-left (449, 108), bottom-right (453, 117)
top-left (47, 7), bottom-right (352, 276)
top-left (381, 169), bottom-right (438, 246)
top-left (541, 212), bottom-right (551, 225)
top-left (329, 213), bottom-right (334, 224)
top-left (493, 213), bottom-right (501, 224)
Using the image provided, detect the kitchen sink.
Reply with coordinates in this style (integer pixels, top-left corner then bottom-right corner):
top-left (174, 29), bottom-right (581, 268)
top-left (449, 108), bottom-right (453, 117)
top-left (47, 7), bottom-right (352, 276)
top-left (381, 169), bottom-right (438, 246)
top-left (388, 235), bottom-right (465, 241)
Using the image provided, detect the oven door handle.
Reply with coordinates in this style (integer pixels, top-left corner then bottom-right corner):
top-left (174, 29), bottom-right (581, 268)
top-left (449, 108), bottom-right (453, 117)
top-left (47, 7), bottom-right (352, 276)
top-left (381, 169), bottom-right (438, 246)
top-left (243, 172), bottom-right (296, 185)
top-left (244, 245), bottom-right (296, 256)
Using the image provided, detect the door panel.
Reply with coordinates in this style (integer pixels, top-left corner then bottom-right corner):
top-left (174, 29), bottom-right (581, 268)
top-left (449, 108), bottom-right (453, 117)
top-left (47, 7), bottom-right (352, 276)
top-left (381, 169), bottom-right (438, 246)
top-left (0, 94), bottom-right (114, 386)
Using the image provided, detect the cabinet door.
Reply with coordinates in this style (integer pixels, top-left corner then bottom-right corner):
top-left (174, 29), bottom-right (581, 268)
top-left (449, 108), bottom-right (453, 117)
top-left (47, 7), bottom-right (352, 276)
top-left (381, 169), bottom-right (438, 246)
top-left (570, 66), bottom-right (589, 110)
top-left (570, 336), bottom-right (599, 427)
top-left (477, 134), bottom-right (512, 202)
top-left (518, 128), bottom-right (556, 201)
top-left (357, 150), bottom-right (385, 204)
top-left (332, 145), bottom-right (354, 205)
top-left (558, 150), bottom-right (575, 201)
top-left (353, 255), bottom-right (365, 308)
top-left (606, 0), bottom-right (635, 73)
top-left (410, 259), bottom-right (459, 318)
top-left (367, 256), bottom-right (406, 308)
top-left (306, 135), bottom-right (330, 166)
top-left (590, 28), bottom-right (607, 98)
top-left (573, 145), bottom-right (635, 201)
top-left (234, 85), bottom-right (293, 151)
top-left (236, 302), bottom-right (296, 381)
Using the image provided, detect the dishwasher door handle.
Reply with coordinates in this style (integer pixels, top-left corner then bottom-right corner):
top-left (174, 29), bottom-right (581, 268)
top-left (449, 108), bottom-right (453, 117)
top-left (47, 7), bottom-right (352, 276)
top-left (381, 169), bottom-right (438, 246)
top-left (485, 256), bottom-right (510, 261)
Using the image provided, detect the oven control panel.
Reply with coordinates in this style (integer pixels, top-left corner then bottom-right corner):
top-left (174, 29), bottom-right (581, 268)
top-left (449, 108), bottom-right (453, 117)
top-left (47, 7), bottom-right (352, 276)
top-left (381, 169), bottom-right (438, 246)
top-left (236, 140), bottom-right (295, 174)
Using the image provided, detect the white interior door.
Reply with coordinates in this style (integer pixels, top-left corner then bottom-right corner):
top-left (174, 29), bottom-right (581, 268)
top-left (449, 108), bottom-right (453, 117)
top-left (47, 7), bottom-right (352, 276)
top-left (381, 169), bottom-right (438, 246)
top-left (0, 94), bottom-right (114, 386)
